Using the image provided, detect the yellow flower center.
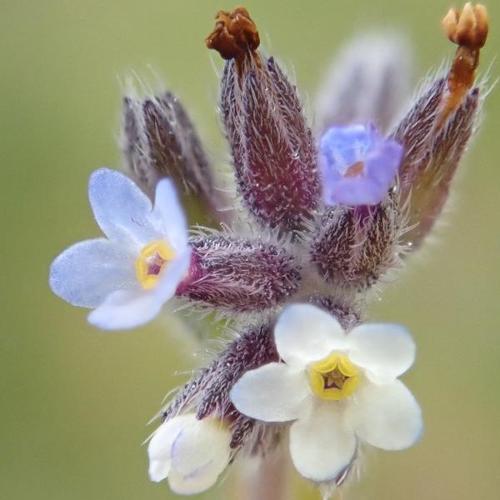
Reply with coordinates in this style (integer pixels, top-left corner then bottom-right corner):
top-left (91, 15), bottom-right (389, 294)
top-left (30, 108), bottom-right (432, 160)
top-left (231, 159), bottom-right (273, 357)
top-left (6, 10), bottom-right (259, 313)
top-left (135, 240), bottom-right (176, 290)
top-left (308, 354), bottom-right (360, 401)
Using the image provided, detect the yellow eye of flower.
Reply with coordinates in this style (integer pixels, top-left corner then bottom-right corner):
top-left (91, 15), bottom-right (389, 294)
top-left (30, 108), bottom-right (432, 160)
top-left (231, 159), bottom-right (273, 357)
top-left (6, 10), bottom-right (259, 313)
top-left (308, 354), bottom-right (360, 401)
top-left (135, 241), bottom-right (176, 290)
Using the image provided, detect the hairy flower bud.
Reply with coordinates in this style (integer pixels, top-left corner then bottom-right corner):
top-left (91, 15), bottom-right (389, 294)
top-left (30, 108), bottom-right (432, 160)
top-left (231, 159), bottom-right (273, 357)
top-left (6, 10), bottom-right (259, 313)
top-left (392, 3), bottom-right (488, 249)
top-left (177, 234), bottom-right (301, 313)
top-left (311, 199), bottom-right (401, 290)
top-left (122, 92), bottom-right (222, 221)
top-left (315, 33), bottom-right (412, 134)
top-left (397, 89), bottom-right (479, 247)
top-left (208, 8), bottom-right (320, 233)
top-left (162, 324), bottom-right (279, 451)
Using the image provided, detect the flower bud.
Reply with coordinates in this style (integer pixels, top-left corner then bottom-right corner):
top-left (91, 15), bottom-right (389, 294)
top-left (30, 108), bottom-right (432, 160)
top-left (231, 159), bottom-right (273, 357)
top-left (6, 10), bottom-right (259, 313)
top-left (177, 234), bottom-right (301, 313)
top-left (311, 199), bottom-right (401, 290)
top-left (397, 88), bottom-right (479, 247)
top-left (122, 92), bottom-right (222, 221)
top-left (162, 324), bottom-right (279, 451)
top-left (208, 8), bottom-right (320, 233)
top-left (391, 3), bottom-right (488, 249)
top-left (315, 33), bottom-right (412, 134)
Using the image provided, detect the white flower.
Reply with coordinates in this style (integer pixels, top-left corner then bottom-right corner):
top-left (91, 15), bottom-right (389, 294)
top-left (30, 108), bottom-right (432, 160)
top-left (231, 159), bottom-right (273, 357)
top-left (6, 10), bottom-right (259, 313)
top-left (148, 413), bottom-right (231, 495)
top-left (49, 168), bottom-right (191, 330)
top-left (230, 304), bottom-right (422, 483)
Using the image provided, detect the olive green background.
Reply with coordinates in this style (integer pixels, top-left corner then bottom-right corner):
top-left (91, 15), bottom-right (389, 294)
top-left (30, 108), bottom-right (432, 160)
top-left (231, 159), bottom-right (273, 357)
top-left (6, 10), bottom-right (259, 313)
top-left (1, 1), bottom-right (499, 499)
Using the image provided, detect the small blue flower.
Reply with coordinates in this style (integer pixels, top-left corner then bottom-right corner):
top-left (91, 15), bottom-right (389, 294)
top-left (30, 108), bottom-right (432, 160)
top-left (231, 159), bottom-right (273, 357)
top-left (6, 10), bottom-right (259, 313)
top-left (49, 168), bottom-right (191, 330)
top-left (319, 124), bottom-right (403, 206)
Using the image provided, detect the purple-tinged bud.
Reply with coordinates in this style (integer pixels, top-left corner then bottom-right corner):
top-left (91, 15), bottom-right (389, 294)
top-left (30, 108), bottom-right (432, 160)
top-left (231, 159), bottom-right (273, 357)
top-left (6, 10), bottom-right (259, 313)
top-left (310, 199), bottom-right (401, 290)
top-left (391, 78), bottom-right (448, 197)
top-left (162, 324), bottom-right (279, 452)
top-left (315, 33), bottom-right (412, 134)
top-left (208, 8), bottom-right (320, 233)
top-left (122, 92), bottom-right (223, 221)
top-left (392, 4), bottom-right (488, 249)
top-left (176, 235), bottom-right (301, 313)
top-left (398, 88), bottom-right (480, 247)
top-left (319, 123), bottom-right (403, 207)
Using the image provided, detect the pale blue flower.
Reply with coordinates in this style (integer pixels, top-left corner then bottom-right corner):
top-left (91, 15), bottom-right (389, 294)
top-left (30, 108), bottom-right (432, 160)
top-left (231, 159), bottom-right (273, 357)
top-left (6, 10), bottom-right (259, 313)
top-left (49, 168), bottom-right (191, 330)
top-left (319, 124), bottom-right (403, 206)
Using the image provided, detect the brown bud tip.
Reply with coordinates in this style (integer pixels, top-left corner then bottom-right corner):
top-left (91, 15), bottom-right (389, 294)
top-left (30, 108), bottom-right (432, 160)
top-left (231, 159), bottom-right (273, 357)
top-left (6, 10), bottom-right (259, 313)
top-left (205, 6), bottom-right (260, 60)
top-left (442, 3), bottom-right (489, 49)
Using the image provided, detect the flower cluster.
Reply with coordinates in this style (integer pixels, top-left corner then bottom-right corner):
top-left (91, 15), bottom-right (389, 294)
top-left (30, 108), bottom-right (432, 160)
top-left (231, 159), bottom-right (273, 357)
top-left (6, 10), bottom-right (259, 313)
top-left (49, 3), bottom-right (489, 498)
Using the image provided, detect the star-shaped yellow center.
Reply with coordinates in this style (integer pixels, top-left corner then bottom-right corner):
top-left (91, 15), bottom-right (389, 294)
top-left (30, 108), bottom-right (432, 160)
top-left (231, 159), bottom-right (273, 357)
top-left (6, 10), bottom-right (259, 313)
top-left (308, 353), bottom-right (360, 401)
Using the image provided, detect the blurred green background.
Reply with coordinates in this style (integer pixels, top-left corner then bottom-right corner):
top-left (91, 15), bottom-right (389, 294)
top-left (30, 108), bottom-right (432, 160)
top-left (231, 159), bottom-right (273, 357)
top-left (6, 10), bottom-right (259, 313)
top-left (1, 0), bottom-right (499, 499)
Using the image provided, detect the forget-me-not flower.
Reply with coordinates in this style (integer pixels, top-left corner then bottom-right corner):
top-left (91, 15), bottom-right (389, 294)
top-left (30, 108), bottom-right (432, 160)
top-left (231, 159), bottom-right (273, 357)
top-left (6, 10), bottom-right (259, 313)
top-left (49, 168), bottom-right (191, 330)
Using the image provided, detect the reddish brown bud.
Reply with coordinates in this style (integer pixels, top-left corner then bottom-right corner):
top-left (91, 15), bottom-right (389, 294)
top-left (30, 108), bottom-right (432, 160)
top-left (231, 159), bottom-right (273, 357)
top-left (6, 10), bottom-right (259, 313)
top-left (206, 7), bottom-right (260, 61)
top-left (437, 3), bottom-right (489, 128)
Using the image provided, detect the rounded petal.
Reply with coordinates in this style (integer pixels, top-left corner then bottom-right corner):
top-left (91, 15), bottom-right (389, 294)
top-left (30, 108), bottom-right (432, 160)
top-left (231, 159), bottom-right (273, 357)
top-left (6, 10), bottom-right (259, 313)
top-left (171, 417), bottom-right (231, 475)
top-left (348, 380), bottom-right (423, 450)
top-left (365, 140), bottom-right (403, 187)
top-left (274, 304), bottom-right (347, 367)
top-left (168, 417), bottom-right (231, 495)
top-left (289, 403), bottom-right (357, 482)
top-left (155, 249), bottom-right (192, 303)
top-left (328, 177), bottom-right (388, 206)
top-left (230, 363), bottom-right (311, 422)
top-left (89, 168), bottom-right (160, 246)
top-left (348, 323), bottom-right (416, 382)
top-left (153, 179), bottom-right (189, 252)
top-left (148, 415), bottom-right (193, 482)
top-left (88, 289), bottom-right (162, 330)
top-left (49, 238), bottom-right (135, 308)
top-left (168, 466), bottom-right (220, 496)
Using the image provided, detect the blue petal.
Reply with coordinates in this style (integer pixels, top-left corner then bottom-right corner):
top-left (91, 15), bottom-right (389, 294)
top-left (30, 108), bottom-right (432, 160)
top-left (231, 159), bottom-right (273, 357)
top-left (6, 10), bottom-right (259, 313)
top-left (320, 124), bottom-right (402, 206)
top-left (153, 179), bottom-right (189, 253)
top-left (49, 238), bottom-right (136, 308)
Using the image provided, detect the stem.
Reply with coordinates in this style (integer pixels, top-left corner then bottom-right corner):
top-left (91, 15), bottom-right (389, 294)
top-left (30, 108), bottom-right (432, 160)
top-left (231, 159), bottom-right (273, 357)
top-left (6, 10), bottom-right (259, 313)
top-left (234, 446), bottom-right (291, 500)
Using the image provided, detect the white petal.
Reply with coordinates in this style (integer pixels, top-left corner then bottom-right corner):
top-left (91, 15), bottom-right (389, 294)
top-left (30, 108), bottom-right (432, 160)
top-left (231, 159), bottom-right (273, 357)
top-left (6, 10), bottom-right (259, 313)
top-left (171, 417), bottom-right (231, 475)
top-left (168, 417), bottom-right (231, 494)
top-left (49, 238), bottom-right (135, 308)
top-left (88, 289), bottom-right (162, 330)
top-left (148, 415), bottom-right (193, 482)
top-left (89, 168), bottom-right (160, 246)
top-left (289, 402), bottom-right (357, 482)
top-left (154, 249), bottom-right (192, 303)
top-left (230, 363), bottom-right (311, 422)
top-left (348, 380), bottom-right (423, 450)
top-left (347, 323), bottom-right (416, 382)
top-left (274, 304), bottom-right (347, 367)
top-left (168, 467), bottom-right (220, 496)
top-left (153, 178), bottom-right (189, 252)
top-left (148, 460), bottom-right (170, 484)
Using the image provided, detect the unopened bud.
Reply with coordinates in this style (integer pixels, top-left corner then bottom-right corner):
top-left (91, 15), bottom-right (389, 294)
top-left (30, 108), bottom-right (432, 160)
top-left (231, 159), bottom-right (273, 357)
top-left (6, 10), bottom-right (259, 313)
top-left (209, 7), bottom-right (320, 233)
top-left (311, 200), bottom-right (401, 290)
top-left (177, 234), bottom-right (302, 313)
top-left (315, 33), bottom-right (412, 134)
top-left (162, 323), bottom-right (279, 451)
top-left (122, 91), bottom-right (222, 221)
